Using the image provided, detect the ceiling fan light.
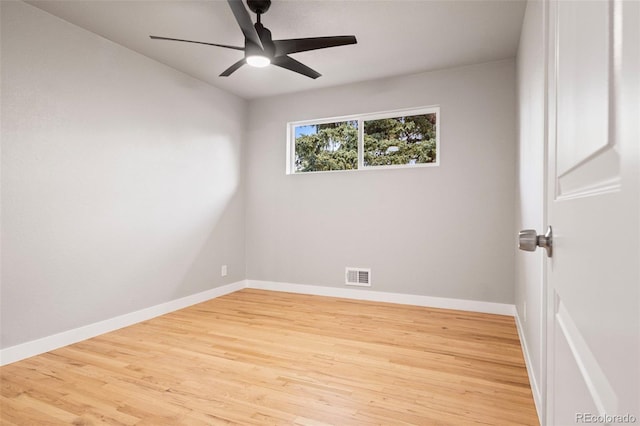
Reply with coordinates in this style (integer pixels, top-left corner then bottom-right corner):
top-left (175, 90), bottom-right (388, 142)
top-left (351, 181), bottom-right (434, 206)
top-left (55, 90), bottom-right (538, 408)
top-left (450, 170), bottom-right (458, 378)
top-left (246, 55), bottom-right (271, 68)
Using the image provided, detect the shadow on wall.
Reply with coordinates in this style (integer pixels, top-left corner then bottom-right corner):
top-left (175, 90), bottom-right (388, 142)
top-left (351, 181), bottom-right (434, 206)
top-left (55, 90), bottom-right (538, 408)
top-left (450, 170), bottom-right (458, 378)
top-left (173, 185), bottom-right (245, 300)
top-left (84, 133), bottom-right (244, 322)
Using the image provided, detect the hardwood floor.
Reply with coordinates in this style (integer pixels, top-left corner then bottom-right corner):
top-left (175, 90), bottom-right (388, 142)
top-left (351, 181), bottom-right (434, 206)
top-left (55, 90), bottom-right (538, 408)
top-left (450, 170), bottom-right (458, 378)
top-left (0, 289), bottom-right (538, 425)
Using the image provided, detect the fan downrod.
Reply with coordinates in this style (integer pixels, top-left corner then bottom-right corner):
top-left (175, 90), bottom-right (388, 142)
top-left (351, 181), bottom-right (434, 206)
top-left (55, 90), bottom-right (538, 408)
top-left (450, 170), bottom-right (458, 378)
top-left (247, 0), bottom-right (271, 15)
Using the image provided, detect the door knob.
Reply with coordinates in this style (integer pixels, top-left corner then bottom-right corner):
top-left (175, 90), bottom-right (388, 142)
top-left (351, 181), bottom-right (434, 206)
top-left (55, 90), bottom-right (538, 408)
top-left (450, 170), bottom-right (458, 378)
top-left (519, 226), bottom-right (553, 257)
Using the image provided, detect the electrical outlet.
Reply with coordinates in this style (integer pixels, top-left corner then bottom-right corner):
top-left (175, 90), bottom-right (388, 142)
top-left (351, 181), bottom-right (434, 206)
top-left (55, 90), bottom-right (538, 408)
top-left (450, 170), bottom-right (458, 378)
top-left (221, 265), bottom-right (228, 277)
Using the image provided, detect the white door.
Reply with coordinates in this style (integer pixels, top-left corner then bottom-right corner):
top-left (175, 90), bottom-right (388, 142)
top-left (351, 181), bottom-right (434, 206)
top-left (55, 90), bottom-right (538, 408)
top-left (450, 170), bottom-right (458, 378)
top-left (545, 0), bottom-right (639, 424)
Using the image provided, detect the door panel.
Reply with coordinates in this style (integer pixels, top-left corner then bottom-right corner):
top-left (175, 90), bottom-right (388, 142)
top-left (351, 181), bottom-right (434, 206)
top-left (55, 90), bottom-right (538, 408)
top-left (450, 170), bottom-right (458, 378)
top-left (553, 320), bottom-right (599, 425)
top-left (556, 0), bottom-right (611, 178)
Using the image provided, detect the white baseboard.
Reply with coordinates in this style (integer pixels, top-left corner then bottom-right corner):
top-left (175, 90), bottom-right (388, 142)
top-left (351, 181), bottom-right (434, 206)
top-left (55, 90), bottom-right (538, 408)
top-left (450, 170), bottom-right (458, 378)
top-left (515, 310), bottom-right (544, 425)
top-left (246, 280), bottom-right (516, 316)
top-left (0, 281), bottom-right (245, 366)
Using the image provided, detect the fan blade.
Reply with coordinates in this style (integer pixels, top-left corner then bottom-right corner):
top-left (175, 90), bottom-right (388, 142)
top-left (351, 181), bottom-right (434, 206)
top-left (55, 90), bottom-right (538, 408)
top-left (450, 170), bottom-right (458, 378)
top-left (220, 58), bottom-right (247, 77)
top-left (273, 36), bottom-right (357, 56)
top-left (272, 55), bottom-right (321, 79)
top-left (150, 36), bottom-right (244, 51)
top-left (227, 0), bottom-right (263, 49)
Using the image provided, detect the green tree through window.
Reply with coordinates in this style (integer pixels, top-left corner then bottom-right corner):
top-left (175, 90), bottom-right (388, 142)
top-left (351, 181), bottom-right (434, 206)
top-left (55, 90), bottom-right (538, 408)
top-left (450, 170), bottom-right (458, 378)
top-left (294, 121), bottom-right (358, 172)
top-left (364, 113), bottom-right (437, 166)
top-left (291, 108), bottom-right (438, 173)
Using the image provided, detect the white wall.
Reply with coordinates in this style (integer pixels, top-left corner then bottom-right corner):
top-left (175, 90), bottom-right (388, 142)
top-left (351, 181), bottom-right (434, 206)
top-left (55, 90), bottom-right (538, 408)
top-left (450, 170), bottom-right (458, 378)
top-left (515, 0), bottom-right (546, 419)
top-left (246, 60), bottom-right (517, 303)
top-left (0, 1), bottom-right (246, 349)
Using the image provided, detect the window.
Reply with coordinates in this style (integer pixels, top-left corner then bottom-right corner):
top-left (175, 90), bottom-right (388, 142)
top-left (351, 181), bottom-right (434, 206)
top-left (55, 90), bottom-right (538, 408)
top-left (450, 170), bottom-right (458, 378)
top-left (293, 120), bottom-right (358, 173)
top-left (287, 106), bottom-right (439, 174)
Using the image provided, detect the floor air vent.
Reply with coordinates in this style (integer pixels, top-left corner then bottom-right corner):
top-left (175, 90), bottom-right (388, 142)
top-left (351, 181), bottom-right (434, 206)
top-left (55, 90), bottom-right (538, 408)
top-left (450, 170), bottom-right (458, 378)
top-left (345, 267), bottom-right (371, 287)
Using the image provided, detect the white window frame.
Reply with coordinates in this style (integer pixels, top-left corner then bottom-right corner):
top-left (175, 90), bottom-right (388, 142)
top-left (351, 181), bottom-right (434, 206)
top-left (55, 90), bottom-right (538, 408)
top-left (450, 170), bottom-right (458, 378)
top-left (286, 106), bottom-right (440, 175)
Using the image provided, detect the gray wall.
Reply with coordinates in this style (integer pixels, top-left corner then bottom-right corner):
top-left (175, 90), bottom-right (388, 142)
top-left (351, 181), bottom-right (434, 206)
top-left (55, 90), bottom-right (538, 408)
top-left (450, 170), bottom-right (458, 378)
top-left (515, 0), bottom-right (546, 417)
top-left (246, 60), bottom-right (518, 303)
top-left (0, 2), bottom-right (247, 349)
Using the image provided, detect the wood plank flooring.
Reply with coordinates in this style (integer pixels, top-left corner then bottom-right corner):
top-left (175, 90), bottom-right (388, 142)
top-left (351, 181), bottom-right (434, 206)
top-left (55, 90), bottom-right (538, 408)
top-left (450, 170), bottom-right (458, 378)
top-left (0, 289), bottom-right (538, 425)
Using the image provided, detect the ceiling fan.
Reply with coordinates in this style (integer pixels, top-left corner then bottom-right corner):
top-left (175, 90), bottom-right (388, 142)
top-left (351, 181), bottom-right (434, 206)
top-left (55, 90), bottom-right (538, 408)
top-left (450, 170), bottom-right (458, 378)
top-left (150, 0), bottom-right (357, 79)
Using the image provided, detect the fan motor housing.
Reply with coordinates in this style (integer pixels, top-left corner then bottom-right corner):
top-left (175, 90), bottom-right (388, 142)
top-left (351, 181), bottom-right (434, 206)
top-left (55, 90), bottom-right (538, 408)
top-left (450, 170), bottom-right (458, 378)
top-left (247, 0), bottom-right (271, 15)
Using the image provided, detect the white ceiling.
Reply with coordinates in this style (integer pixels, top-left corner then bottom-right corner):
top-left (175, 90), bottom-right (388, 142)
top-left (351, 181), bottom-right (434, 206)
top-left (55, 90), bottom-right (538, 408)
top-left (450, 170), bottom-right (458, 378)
top-left (27, 0), bottom-right (526, 100)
